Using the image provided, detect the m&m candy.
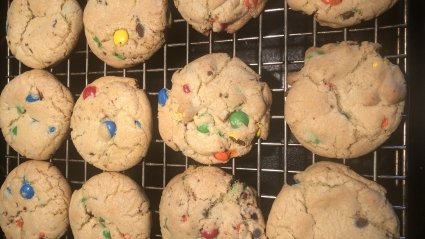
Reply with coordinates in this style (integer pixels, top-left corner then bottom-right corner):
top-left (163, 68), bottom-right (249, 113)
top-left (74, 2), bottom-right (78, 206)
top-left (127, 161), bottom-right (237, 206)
top-left (158, 88), bottom-right (169, 106)
top-left (20, 182), bottom-right (34, 199)
top-left (113, 29), bottom-right (129, 46)
top-left (103, 120), bottom-right (117, 137)
top-left (82, 85), bottom-right (97, 100)
top-left (229, 111), bottom-right (249, 128)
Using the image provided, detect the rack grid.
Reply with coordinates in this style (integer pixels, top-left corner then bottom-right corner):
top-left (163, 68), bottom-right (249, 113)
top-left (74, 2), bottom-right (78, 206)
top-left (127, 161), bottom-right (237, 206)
top-left (1, 0), bottom-right (408, 238)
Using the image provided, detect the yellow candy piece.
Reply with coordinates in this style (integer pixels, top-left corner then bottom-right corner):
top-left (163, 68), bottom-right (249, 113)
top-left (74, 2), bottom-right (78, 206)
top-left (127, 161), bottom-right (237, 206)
top-left (177, 112), bottom-right (184, 121)
top-left (229, 131), bottom-right (238, 139)
top-left (256, 123), bottom-right (262, 137)
top-left (113, 29), bottom-right (129, 46)
top-left (372, 61), bottom-right (380, 68)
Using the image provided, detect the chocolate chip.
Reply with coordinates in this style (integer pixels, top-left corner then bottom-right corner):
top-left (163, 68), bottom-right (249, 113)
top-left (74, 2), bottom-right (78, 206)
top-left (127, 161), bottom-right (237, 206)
top-left (252, 228), bottom-right (263, 238)
top-left (341, 10), bottom-right (355, 20)
top-left (207, 71), bottom-right (213, 76)
top-left (202, 210), bottom-right (208, 217)
top-left (229, 136), bottom-right (246, 146)
top-left (251, 212), bottom-right (258, 220)
top-left (355, 217), bottom-right (369, 228)
top-left (52, 19), bottom-right (57, 28)
top-left (240, 192), bottom-right (248, 200)
top-left (136, 23), bottom-right (144, 38)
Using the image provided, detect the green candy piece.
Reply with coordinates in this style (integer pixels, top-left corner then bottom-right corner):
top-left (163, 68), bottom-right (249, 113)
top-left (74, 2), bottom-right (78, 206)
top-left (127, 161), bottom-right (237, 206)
top-left (16, 105), bottom-right (25, 114)
top-left (197, 124), bottom-right (209, 133)
top-left (307, 132), bottom-right (320, 145)
top-left (11, 126), bottom-right (17, 136)
top-left (317, 49), bottom-right (326, 55)
top-left (93, 36), bottom-right (102, 48)
top-left (80, 197), bottom-right (88, 204)
top-left (99, 217), bottom-right (106, 227)
top-left (113, 52), bottom-right (126, 60)
top-left (102, 229), bottom-right (111, 239)
top-left (163, 217), bottom-right (170, 231)
top-left (229, 111), bottom-right (249, 129)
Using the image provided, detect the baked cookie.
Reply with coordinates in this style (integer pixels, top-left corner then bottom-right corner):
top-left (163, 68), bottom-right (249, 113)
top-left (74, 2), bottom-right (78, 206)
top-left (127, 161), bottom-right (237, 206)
top-left (159, 166), bottom-right (266, 239)
top-left (0, 160), bottom-right (71, 239)
top-left (69, 172), bottom-right (151, 239)
top-left (71, 76), bottom-right (152, 171)
top-left (266, 161), bottom-right (400, 239)
top-left (174, 0), bottom-right (268, 35)
top-left (285, 41), bottom-right (406, 159)
top-left (0, 69), bottom-right (74, 160)
top-left (6, 0), bottom-right (83, 69)
top-left (287, 0), bottom-right (398, 28)
top-left (83, 0), bottom-right (171, 68)
top-left (158, 53), bottom-right (272, 164)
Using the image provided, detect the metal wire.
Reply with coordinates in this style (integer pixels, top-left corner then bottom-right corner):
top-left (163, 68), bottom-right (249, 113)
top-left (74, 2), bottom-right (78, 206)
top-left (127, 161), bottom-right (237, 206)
top-left (2, 0), bottom-right (408, 238)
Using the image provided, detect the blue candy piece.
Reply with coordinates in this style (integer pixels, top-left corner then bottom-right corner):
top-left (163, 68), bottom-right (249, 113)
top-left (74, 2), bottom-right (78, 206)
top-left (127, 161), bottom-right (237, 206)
top-left (103, 120), bottom-right (117, 137)
top-left (26, 93), bottom-right (41, 103)
top-left (48, 126), bottom-right (56, 134)
top-left (20, 182), bottom-right (34, 199)
top-left (158, 88), bottom-right (168, 106)
top-left (135, 120), bottom-right (142, 128)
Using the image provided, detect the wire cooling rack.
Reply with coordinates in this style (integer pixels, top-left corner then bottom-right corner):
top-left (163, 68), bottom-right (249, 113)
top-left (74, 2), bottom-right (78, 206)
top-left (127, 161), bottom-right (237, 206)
top-left (1, 0), bottom-right (408, 238)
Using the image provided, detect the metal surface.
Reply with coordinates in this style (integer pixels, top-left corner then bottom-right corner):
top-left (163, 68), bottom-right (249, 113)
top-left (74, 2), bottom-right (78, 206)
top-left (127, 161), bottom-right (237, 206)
top-left (2, 0), bottom-right (408, 238)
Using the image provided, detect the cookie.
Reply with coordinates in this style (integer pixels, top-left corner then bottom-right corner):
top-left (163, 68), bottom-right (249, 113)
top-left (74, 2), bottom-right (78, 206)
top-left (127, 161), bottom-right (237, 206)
top-left (159, 166), bottom-right (266, 239)
top-left (0, 160), bottom-right (71, 239)
top-left (266, 161), bottom-right (400, 239)
top-left (6, 0), bottom-right (83, 69)
top-left (158, 53), bottom-right (272, 164)
top-left (69, 172), bottom-right (151, 239)
top-left (70, 76), bottom-right (152, 171)
top-left (285, 41), bottom-right (406, 159)
top-left (83, 0), bottom-right (171, 68)
top-left (0, 69), bottom-right (74, 160)
top-left (287, 0), bottom-right (398, 28)
top-left (174, 0), bottom-right (268, 35)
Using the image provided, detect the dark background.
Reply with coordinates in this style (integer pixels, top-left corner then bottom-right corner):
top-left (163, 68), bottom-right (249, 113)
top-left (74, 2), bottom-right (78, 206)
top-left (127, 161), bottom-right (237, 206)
top-left (0, 0), bottom-right (424, 238)
top-left (406, 0), bottom-right (425, 237)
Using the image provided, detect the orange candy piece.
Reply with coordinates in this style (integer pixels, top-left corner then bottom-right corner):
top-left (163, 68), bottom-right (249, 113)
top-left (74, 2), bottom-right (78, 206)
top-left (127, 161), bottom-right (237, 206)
top-left (214, 151), bottom-right (231, 162)
top-left (15, 218), bottom-right (24, 228)
top-left (244, 0), bottom-right (258, 8)
top-left (381, 117), bottom-right (389, 129)
top-left (321, 0), bottom-right (342, 5)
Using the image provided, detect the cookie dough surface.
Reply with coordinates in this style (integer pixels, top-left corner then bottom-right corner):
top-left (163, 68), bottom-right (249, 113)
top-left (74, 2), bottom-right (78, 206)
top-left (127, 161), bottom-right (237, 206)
top-left (6, 0), bottom-right (83, 69)
top-left (174, 0), bottom-right (268, 35)
top-left (159, 166), bottom-right (266, 239)
top-left (285, 41), bottom-right (405, 159)
top-left (287, 0), bottom-right (398, 28)
top-left (0, 69), bottom-right (74, 160)
top-left (83, 0), bottom-right (170, 68)
top-left (69, 172), bottom-right (151, 239)
top-left (0, 160), bottom-right (71, 239)
top-left (71, 76), bottom-right (152, 171)
top-left (158, 53), bottom-right (272, 164)
top-left (266, 161), bottom-right (400, 239)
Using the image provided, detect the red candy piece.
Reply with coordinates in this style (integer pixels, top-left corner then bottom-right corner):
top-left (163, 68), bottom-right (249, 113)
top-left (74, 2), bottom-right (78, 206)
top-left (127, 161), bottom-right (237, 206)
top-left (183, 84), bottom-right (191, 94)
top-left (201, 229), bottom-right (219, 239)
top-left (181, 214), bottom-right (188, 222)
top-left (321, 0), bottom-right (342, 5)
top-left (381, 117), bottom-right (389, 129)
top-left (244, 0), bottom-right (258, 8)
top-left (16, 218), bottom-right (24, 228)
top-left (220, 23), bottom-right (229, 31)
top-left (82, 85), bottom-right (97, 100)
top-left (214, 151), bottom-right (230, 162)
top-left (120, 233), bottom-right (131, 239)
